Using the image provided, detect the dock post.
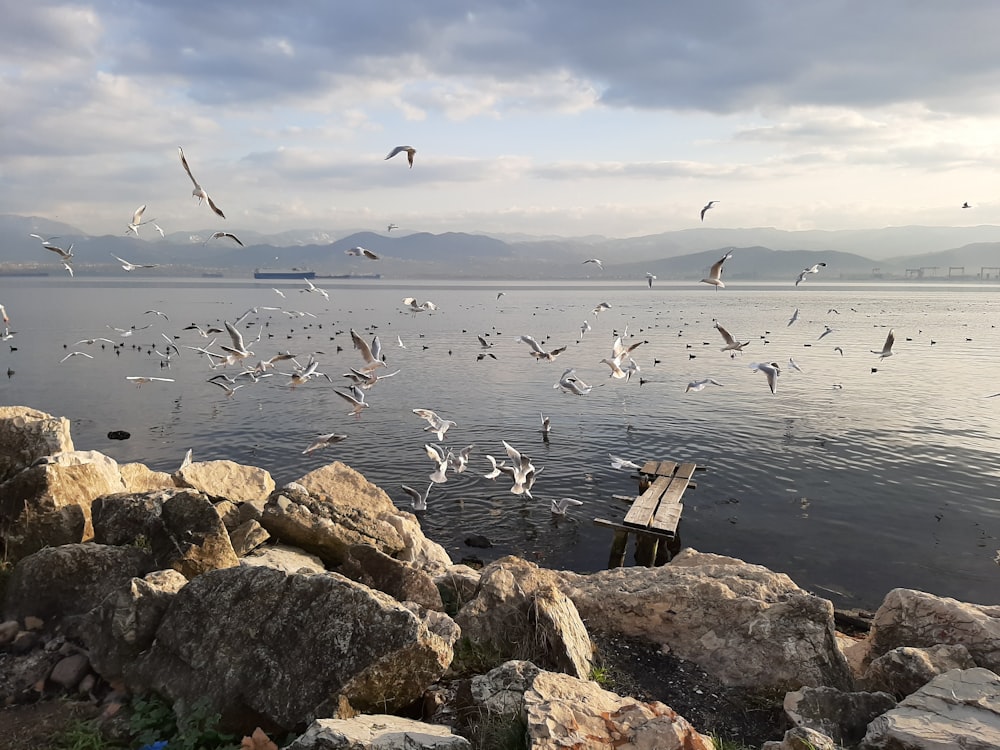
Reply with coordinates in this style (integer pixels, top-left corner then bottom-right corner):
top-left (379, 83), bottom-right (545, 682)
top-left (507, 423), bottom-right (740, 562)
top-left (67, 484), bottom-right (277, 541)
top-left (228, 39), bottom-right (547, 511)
top-left (634, 534), bottom-right (659, 567)
top-left (608, 530), bottom-right (629, 568)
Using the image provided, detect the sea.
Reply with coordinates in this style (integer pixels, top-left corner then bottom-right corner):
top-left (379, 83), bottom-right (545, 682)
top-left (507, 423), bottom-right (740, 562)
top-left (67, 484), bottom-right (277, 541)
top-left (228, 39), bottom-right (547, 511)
top-left (1, 274), bottom-right (998, 611)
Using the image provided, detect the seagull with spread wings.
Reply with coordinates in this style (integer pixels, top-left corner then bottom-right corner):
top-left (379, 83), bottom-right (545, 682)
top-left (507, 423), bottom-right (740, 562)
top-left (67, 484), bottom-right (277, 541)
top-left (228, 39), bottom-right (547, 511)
top-left (111, 253), bottom-right (159, 271)
top-left (700, 200), bottom-right (719, 221)
top-left (385, 145), bottom-right (416, 167)
top-left (178, 146), bottom-right (225, 218)
top-left (700, 251), bottom-right (732, 289)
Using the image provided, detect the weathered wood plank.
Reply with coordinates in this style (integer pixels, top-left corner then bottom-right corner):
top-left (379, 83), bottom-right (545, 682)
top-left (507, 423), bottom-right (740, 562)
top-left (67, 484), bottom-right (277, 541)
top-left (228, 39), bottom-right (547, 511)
top-left (623, 475), bottom-right (671, 527)
top-left (650, 464), bottom-right (697, 531)
top-left (592, 518), bottom-right (675, 538)
top-left (639, 460), bottom-right (659, 475)
top-left (651, 503), bottom-right (683, 534)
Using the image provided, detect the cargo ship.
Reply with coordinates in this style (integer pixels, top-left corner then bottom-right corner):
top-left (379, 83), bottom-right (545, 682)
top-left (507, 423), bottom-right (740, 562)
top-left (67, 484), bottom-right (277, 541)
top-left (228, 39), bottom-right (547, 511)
top-left (316, 272), bottom-right (382, 280)
top-left (253, 267), bottom-right (316, 280)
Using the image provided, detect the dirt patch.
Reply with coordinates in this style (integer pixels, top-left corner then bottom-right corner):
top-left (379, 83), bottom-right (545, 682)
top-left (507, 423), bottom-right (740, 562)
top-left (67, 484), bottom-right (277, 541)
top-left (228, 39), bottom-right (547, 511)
top-left (591, 630), bottom-right (787, 746)
top-left (0, 699), bottom-right (101, 750)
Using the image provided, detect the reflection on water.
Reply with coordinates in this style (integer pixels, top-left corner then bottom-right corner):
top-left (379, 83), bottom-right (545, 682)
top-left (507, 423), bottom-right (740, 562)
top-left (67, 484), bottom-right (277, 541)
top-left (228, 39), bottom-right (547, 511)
top-left (1, 277), bottom-right (998, 608)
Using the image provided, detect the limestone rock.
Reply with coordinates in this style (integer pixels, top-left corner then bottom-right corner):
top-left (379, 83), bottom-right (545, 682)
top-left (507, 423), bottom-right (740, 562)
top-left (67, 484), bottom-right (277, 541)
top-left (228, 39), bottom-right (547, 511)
top-left (128, 565), bottom-right (456, 732)
top-left (865, 588), bottom-right (1000, 673)
top-left (0, 619), bottom-right (19, 645)
top-left (92, 489), bottom-right (239, 578)
top-left (0, 450), bottom-right (125, 560)
top-left (119, 462), bottom-right (176, 492)
top-left (0, 406), bottom-right (73, 484)
top-left (861, 667), bottom-right (1000, 749)
top-left (48, 653), bottom-right (90, 690)
top-left (524, 668), bottom-right (714, 750)
top-left (455, 556), bottom-right (593, 680)
top-left (557, 548), bottom-right (852, 689)
top-left (260, 485), bottom-right (404, 567)
top-left (175, 459), bottom-right (275, 503)
top-left (3, 544), bottom-right (155, 626)
top-left (239, 544), bottom-right (326, 574)
top-left (230, 519), bottom-right (270, 556)
top-left (434, 565), bottom-right (481, 615)
top-left (82, 569), bottom-right (188, 680)
top-left (293, 461), bottom-right (397, 514)
top-left (762, 726), bottom-right (838, 750)
top-left (341, 544), bottom-right (443, 611)
top-left (286, 716), bottom-right (471, 749)
top-left (382, 510), bottom-right (453, 574)
top-left (863, 643), bottom-right (977, 698)
top-left (783, 686), bottom-right (896, 745)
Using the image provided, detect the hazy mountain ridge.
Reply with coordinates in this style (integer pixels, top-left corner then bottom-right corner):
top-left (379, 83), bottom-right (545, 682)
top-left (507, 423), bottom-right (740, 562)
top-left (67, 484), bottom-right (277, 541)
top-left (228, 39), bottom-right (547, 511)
top-left (2, 214), bottom-right (999, 279)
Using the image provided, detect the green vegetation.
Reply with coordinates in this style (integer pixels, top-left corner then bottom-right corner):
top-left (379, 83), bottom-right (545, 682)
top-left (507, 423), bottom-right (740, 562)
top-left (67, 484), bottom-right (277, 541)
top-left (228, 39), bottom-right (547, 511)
top-left (129, 693), bottom-right (238, 750)
top-left (588, 664), bottom-right (610, 687)
top-left (450, 636), bottom-right (507, 677)
top-left (54, 720), bottom-right (125, 750)
top-left (463, 709), bottom-right (528, 750)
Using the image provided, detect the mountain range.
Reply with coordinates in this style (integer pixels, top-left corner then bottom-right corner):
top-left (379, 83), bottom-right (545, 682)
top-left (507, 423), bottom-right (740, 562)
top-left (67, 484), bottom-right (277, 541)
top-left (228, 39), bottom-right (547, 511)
top-left (3, 213), bottom-right (1000, 280)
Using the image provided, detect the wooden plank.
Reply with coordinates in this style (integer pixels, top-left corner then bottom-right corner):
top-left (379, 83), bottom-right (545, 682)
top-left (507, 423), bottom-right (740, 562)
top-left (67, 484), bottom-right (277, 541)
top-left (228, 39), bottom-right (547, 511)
top-left (650, 463), bottom-right (698, 532)
top-left (639, 460), bottom-right (659, 475)
top-left (656, 460), bottom-right (678, 476)
top-left (623, 475), bottom-right (671, 527)
top-left (592, 518), bottom-right (675, 538)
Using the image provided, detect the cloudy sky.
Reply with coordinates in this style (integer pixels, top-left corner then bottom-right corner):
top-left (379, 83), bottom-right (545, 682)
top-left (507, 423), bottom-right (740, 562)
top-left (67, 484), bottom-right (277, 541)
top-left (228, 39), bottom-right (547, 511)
top-left (6, 1), bottom-right (1000, 238)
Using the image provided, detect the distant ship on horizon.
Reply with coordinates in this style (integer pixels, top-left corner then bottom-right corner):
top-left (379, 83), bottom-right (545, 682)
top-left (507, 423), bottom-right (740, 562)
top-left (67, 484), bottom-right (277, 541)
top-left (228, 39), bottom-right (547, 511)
top-left (253, 267), bottom-right (316, 280)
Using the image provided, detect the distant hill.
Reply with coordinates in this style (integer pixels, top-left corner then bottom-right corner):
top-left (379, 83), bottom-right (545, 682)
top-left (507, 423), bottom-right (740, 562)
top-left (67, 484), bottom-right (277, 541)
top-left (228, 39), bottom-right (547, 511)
top-left (2, 213), bottom-right (999, 279)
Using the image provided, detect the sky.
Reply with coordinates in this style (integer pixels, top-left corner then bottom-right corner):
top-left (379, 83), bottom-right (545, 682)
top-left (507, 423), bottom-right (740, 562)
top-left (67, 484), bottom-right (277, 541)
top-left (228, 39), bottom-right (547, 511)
top-left (6, 1), bottom-right (1000, 239)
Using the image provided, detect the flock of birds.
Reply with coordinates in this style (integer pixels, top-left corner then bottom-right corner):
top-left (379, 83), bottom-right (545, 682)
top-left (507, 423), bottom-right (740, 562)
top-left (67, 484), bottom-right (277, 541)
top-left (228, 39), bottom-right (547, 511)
top-left (4, 144), bottom-right (989, 526)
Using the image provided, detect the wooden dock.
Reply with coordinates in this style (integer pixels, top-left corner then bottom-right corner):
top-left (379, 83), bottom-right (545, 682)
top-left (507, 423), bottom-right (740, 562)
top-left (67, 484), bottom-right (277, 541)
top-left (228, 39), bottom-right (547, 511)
top-left (593, 460), bottom-right (706, 567)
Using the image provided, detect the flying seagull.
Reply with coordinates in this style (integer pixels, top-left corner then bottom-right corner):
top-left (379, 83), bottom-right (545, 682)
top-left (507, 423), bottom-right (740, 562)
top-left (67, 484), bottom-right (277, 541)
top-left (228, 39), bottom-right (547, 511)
top-left (111, 253), bottom-right (159, 271)
top-left (788, 308), bottom-right (799, 327)
top-left (685, 378), bottom-right (723, 392)
top-left (385, 145), bottom-right (416, 167)
top-left (872, 329), bottom-right (895, 360)
top-left (206, 231), bottom-right (244, 247)
top-left (962, 202), bottom-right (972, 209)
top-left (700, 200), bottom-right (719, 221)
top-left (582, 258), bottom-right (604, 270)
top-left (126, 205), bottom-right (156, 236)
top-left (715, 322), bottom-right (748, 354)
top-left (178, 146), bottom-right (225, 218)
top-left (302, 433), bottom-right (348, 455)
top-left (700, 251), bottom-right (732, 289)
top-left (795, 262), bottom-right (827, 286)
top-left (646, 272), bottom-right (656, 288)
top-left (345, 246), bottom-right (379, 259)
top-left (401, 483), bottom-right (433, 511)
top-left (387, 223), bottom-right (398, 232)
top-left (550, 497), bottom-right (583, 515)
top-left (749, 362), bottom-right (780, 394)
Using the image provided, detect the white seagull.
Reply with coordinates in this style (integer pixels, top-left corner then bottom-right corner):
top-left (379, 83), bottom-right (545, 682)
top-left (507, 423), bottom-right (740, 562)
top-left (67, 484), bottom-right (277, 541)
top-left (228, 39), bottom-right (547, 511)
top-left (302, 433), bottom-right (348, 455)
top-left (345, 246), bottom-right (379, 260)
top-left (403, 297), bottom-right (438, 313)
top-left (178, 147), bottom-right (225, 218)
top-left (60, 351), bottom-right (94, 363)
top-left (715, 322), bottom-right (748, 354)
top-left (424, 443), bottom-right (449, 484)
top-left (582, 258), bottom-right (604, 270)
top-left (518, 334), bottom-right (567, 361)
top-left (749, 362), bottom-right (781, 394)
top-left (700, 251), bottom-right (732, 289)
top-left (111, 253), bottom-right (159, 272)
top-left (385, 145), bottom-right (416, 167)
top-left (788, 357), bottom-right (804, 373)
top-left (592, 302), bottom-right (611, 315)
top-left (787, 308), bottom-right (799, 327)
top-left (335, 386), bottom-right (369, 417)
top-left (126, 204), bottom-right (156, 236)
top-left (700, 200), bottom-right (719, 221)
top-left (401, 483), bottom-right (433, 511)
top-left (646, 272), bottom-right (656, 288)
top-left (206, 231), bottom-right (244, 247)
top-left (125, 376), bottom-right (175, 388)
top-left (685, 378), bottom-right (723, 392)
top-left (795, 262), bottom-right (827, 286)
top-left (350, 328), bottom-right (386, 372)
top-left (609, 454), bottom-right (642, 471)
top-left (413, 408), bottom-right (456, 441)
top-left (550, 498), bottom-right (583, 515)
top-left (872, 329), bottom-right (895, 359)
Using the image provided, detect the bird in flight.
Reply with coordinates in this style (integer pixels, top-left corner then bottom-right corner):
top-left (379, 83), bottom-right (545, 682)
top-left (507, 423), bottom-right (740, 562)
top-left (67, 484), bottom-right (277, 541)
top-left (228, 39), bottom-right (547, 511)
top-left (111, 253), bottom-right (159, 272)
top-left (206, 231), bottom-right (244, 247)
top-left (126, 205), bottom-right (156, 236)
top-left (646, 272), bottom-right (656, 288)
top-left (385, 145), bottom-right (416, 168)
top-left (700, 250), bottom-right (732, 289)
top-left (749, 362), bottom-right (780, 394)
top-left (700, 200), bottom-right (719, 221)
top-left (715, 322), bottom-right (748, 354)
top-left (871, 329), bottom-right (895, 359)
top-left (345, 246), bottom-right (379, 259)
top-left (962, 202), bottom-right (972, 209)
top-left (795, 262), bottom-right (827, 286)
top-left (685, 378), bottom-right (723, 393)
top-left (387, 223), bottom-right (398, 232)
top-left (178, 146), bottom-right (225, 218)
top-left (582, 258), bottom-right (604, 270)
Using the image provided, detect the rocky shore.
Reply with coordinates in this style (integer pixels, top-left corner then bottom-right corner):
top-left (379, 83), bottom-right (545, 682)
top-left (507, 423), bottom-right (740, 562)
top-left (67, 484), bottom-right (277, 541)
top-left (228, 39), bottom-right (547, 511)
top-left (0, 405), bottom-right (997, 749)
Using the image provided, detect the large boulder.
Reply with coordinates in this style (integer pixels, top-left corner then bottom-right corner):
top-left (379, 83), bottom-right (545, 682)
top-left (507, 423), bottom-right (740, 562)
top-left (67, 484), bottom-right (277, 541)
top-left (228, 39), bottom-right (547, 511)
top-left (861, 667), bottom-right (1000, 749)
top-left (0, 450), bottom-right (125, 560)
top-left (0, 406), bottom-right (73, 483)
top-left (119, 462), bottom-right (176, 492)
top-left (82, 569), bottom-right (188, 680)
top-left (864, 588), bottom-right (1000, 673)
top-left (91, 489), bottom-right (239, 578)
top-left (455, 556), bottom-right (593, 680)
top-left (340, 544), bottom-right (443, 611)
top-left (239, 544), bottom-right (326, 574)
top-left (127, 565), bottom-right (457, 733)
top-left (174, 459), bottom-right (275, 502)
top-left (863, 643), bottom-right (977, 698)
top-left (287, 716), bottom-right (471, 749)
top-left (260, 474), bottom-right (404, 566)
top-left (429, 660), bottom-right (713, 750)
top-left (762, 727), bottom-right (838, 750)
top-left (382, 510), bottom-right (454, 575)
top-left (3, 544), bottom-right (155, 626)
top-left (556, 549), bottom-right (853, 690)
top-left (783, 686), bottom-right (896, 745)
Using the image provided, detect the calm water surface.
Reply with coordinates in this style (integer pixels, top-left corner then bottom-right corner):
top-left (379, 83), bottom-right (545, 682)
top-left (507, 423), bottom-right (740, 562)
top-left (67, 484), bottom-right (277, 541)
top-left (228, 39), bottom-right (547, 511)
top-left (1, 276), bottom-right (998, 610)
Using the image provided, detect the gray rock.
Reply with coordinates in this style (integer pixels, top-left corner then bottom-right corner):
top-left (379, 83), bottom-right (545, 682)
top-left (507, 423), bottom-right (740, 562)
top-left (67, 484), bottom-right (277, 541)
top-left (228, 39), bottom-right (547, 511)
top-left (286, 716), bottom-right (471, 749)
top-left (127, 565), bottom-right (456, 733)
top-left (0, 406), bottom-right (73, 484)
top-left (0, 619), bottom-right (20, 645)
top-left (863, 643), bottom-right (977, 698)
top-left (455, 556), bottom-right (593, 680)
top-left (762, 726), bottom-right (838, 750)
top-left (784, 686), bottom-right (896, 745)
top-left (239, 543), bottom-right (326, 574)
top-left (861, 667), bottom-right (1000, 749)
top-left (3, 544), bottom-right (155, 627)
top-left (340, 544), bottom-right (443, 611)
top-left (48, 653), bottom-right (90, 690)
top-left (229, 518), bottom-right (270, 556)
top-left (865, 588), bottom-right (1000, 673)
top-left (557, 548), bottom-right (853, 690)
top-left (82, 569), bottom-right (188, 680)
